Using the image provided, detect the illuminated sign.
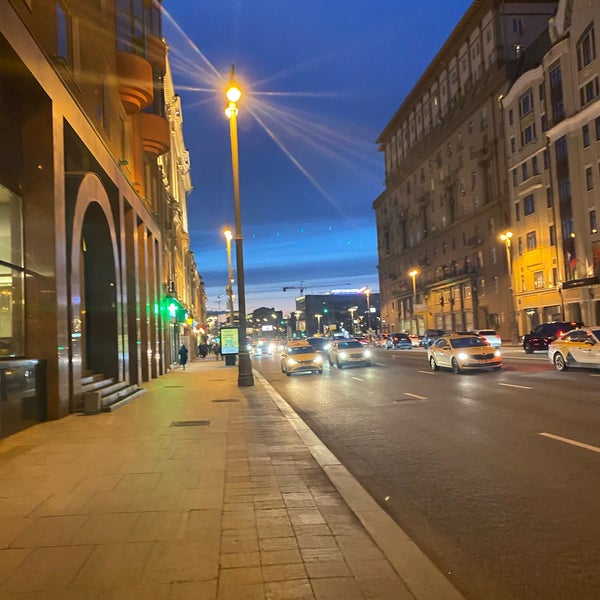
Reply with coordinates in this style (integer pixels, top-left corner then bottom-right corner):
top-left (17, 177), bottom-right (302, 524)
top-left (220, 327), bottom-right (239, 355)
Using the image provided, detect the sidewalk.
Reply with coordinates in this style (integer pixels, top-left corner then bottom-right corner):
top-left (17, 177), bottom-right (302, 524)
top-left (0, 357), bottom-right (463, 600)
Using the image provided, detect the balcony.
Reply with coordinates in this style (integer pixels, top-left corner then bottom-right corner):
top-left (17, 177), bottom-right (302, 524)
top-left (116, 51), bottom-right (153, 114)
top-left (140, 112), bottom-right (170, 156)
top-left (147, 34), bottom-right (167, 74)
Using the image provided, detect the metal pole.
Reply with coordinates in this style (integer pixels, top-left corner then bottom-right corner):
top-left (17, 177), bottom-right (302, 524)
top-left (225, 230), bottom-right (234, 326)
top-left (227, 79), bottom-right (254, 387)
top-left (504, 237), bottom-right (520, 345)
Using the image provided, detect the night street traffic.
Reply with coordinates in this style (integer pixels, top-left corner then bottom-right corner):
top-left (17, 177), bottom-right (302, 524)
top-left (252, 346), bottom-right (600, 599)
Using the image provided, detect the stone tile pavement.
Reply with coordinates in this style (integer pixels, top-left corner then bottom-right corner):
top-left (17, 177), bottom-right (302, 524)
top-left (0, 357), bottom-right (463, 599)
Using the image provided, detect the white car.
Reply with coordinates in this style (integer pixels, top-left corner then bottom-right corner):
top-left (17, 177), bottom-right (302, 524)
top-left (548, 326), bottom-right (600, 371)
top-left (328, 339), bottom-right (372, 368)
top-left (471, 329), bottom-right (502, 349)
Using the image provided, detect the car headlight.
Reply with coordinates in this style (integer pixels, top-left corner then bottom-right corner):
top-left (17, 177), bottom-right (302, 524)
top-left (314, 355), bottom-right (323, 363)
top-left (457, 352), bottom-right (469, 361)
top-left (494, 350), bottom-right (501, 357)
top-left (287, 358), bottom-right (298, 366)
top-left (364, 350), bottom-right (371, 358)
top-left (340, 351), bottom-right (347, 359)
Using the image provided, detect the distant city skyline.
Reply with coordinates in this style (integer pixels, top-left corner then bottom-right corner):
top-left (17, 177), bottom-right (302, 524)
top-left (162, 0), bottom-right (473, 316)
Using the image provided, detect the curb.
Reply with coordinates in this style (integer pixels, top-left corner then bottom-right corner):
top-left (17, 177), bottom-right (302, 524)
top-left (253, 371), bottom-right (464, 600)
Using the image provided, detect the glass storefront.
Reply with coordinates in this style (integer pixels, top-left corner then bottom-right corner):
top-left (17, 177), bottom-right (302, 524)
top-left (0, 185), bottom-right (24, 357)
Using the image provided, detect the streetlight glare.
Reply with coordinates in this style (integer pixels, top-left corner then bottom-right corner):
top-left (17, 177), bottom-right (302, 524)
top-left (408, 268), bottom-right (419, 277)
top-left (223, 228), bottom-right (232, 241)
top-left (499, 231), bottom-right (513, 243)
top-left (226, 84), bottom-right (241, 103)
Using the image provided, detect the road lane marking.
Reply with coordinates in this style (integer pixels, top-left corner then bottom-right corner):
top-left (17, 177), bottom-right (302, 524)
top-left (498, 382), bottom-right (532, 390)
top-left (351, 376), bottom-right (364, 381)
top-left (418, 370), bottom-right (436, 375)
top-left (403, 392), bottom-right (428, 400)
top-left (539, 432), bottom-right (600, 454)
top-left (590, 374), bottom-right (600, 377)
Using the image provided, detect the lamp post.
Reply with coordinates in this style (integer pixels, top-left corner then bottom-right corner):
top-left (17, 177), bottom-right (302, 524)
top-left (223, 226), bottom-right (235, 326)
top-left (408, 268), bottom-right (419, 335)
top-left (364, 287), bottom-right (371, 333)
top-left (500, 231), bottom-right (519, 345)
top-left (348, 306), bottom-right (358, 334)
top-left (315, 313), bottom-right (322, 334)
top-left (225, 66), bottom-right (254, 386)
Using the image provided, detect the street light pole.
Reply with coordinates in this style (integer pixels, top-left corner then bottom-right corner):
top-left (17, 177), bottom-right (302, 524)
top-left (500, 231), bottom-right (519, 345)
top-left (348, 306), bottom-right (358, 334)
top-left (315, 314), bottom-right (322, 334)
top-left (409, 269), bottom-right (419, 335)
top-left (225, 66), bottom-right (254, 387)
top-left (365, 287), bottom-right (371, 333)
top-left (224, 226), bottom-right (235, 326)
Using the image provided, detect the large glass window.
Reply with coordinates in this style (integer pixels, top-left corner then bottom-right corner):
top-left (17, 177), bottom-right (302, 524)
top-left (56, 1), bottom-right (72, 67)
top-left (577, 23), bottom-right (596, 70)
top-left (0, 186), bottom-right (25, 357)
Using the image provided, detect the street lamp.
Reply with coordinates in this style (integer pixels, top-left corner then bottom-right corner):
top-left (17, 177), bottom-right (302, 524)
top-left (500, 231), bottom-right (519, 345)
top-left (225, 66), bottom-right (254, 386)
top-left (408, 268), bottom-right (419, 335)
top-left (348, 306), bottom-right (358, 334)
top-left (315, 313), bottom-right (322, 334)
top-left (223, 226), bottom-right (235, 326)
top-left (364, 287), bottom-right (371, 333)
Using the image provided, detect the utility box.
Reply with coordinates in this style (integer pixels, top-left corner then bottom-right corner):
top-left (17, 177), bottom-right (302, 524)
top-left (83, 391), bottom-right (102, 414)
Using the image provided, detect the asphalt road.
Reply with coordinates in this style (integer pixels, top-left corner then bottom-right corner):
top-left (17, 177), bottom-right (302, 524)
top-left (252, 346), bottom-right (600, 600)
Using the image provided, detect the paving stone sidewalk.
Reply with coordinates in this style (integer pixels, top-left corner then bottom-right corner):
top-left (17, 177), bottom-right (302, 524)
top-left (0, 357), bottom-right (463, 599)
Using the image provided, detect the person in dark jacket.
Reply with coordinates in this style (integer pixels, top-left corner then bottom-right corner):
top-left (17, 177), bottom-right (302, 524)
top-left (178, 344), bottom-right (189, 370)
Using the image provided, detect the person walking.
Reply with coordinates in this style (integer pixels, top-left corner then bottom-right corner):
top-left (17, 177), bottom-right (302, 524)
top-left (178, 344), bottom-right (189, 370)
top-left (213, 340), bottom-right (221, 360)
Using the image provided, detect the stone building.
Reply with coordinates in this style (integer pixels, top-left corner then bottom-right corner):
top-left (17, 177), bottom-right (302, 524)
top-left (0, 1), bottom-right (203, 437)
top-left (374, 0), bottom-right (557, 339)
top-left (502, 0), bottom-right (600, 332)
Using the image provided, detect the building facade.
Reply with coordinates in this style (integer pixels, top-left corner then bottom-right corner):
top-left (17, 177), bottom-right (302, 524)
top-left (0, 1), bottom-right (203, 437)
top-left (502, 0), bottom-right (600, 332)
top-left (374, 0), bottom-right (557, 339)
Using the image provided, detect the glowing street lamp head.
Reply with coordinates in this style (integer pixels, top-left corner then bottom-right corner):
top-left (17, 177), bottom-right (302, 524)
top-left (499, 231), bottom-right (513, 243)
top-left (226, 84), bottom-right (241, 103)
top-left (223, 227), bottom-right (233, 241)
top-left (408, 269), bottom-right (419, 278)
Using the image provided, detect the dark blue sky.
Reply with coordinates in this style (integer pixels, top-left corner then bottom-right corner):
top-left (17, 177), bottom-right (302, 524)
top-left (163, 1), bottom-right (472, 315)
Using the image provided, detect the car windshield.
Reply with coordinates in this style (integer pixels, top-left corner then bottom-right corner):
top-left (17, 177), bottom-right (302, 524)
top-left (287, 346), bottom-right (314, 355)
top-left (338, 341), bottom-right (362, 349)
top-left (450, 337), bottom-right (488, 349)
top-left (592, 330), bottom-right (600, 340)
top-left (307, 338), bottom-right (328, 349)
top-left (478, 330), bottom-right (497, 336)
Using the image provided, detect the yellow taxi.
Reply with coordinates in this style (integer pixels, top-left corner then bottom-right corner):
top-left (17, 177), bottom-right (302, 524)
top-left (280, 340), bottom-right (323, 376)
top-left (548, 326), bottom-right (600, 371)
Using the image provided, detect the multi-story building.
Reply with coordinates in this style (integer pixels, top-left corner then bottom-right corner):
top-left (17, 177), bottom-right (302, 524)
top-left (502, 0), bottom-right (600, 331)
top-left (0, 1), bottom-right (203, 437)
top-left (374, 0), bottom-right (557, 340)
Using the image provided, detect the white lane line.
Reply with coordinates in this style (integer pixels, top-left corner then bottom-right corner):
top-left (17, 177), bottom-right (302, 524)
top-left (374, 362), bottom-right (386, 366)
top-left (539, 432), bottom-right (600, 454)
top-left (404, 392), bottom-right (428, 400)
top-left (498, 382), bottom-right (532, 390)
top-left (418, 370), bottom-right (436, 375)
top-left (590, 374), bottom-right (600, 377)
top-left (352, 376), bottom-right (364, 382)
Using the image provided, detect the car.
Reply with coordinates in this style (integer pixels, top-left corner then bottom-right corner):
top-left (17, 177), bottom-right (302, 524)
top-left (328, 338), bottom-right (372, 368)
top-left (548, 326), bottom-right (600, 371)
top-left (420, 328), bottom-right (446, 348)
top-left (387, 333), bottom-right (412, 349)
top-left (522, 321), bottom-right (583, 353)
top-left (306, 336), bottom-right (330, 352)
top-left (471, 329), bottom-right (502, 349)
top-left (428, 333), bottom-right (502, 374)
top-left (280, 340), bottom-right (323, 376)
top-left (409, 335), bottom-right (424, 347)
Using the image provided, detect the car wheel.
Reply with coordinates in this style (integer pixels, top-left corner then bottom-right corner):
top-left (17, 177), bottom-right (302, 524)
top-left (524, 342), bottom-right (534, 354)
top-left (317, 370), bottom-right (323, 374)
top-left (365, 361), bottom-right (372, 367)
top-left (286, 371), bottom-right (292, 376)
top-left (554, 353), bottom-right (568, 371)
top-left (429, 356), bottom-right (438, 371)
top-left (336, 358), bottom-right (343, 369)
top-left (328, 357), bottom-right (333, 366)
top-left (451, 358), bottom-right (461, 374)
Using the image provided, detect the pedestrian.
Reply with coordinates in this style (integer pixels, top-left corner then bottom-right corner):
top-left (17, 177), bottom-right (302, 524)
top-left (199, 342), bottom-right (208, 359)
top-left (178, 344), bottom-right (189, 370)
top-left (213, 340), bottom-right (221, 360)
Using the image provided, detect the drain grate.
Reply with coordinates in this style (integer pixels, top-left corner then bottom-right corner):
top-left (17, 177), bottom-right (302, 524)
top-left (170, 420), bottom-right (211, 427)
top-left (212, 398), bottom-right (239, 403)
